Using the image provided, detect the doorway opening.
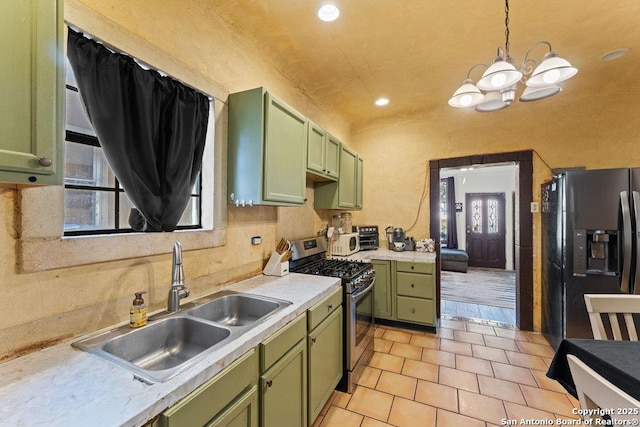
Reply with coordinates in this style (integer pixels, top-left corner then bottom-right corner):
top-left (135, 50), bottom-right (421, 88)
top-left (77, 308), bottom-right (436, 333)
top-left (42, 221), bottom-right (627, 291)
top-left (429, 151), bottom-right (534, 331)
top-left (440, 164), bottom-right (516, 325)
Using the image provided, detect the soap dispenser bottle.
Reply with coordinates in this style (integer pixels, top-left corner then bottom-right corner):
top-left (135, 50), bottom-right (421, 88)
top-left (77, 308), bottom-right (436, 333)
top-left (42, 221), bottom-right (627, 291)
top-left (129, 291), bottom-right (147, 328)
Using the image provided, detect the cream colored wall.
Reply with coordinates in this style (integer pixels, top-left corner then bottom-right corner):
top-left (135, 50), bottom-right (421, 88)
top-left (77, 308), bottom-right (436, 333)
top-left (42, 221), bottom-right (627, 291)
top-left (350, 84), bottom-right (640, 330)
top-left (4, 2), bottom-right (640, 361)
top-left (0, 0), bottom-right (345, 361)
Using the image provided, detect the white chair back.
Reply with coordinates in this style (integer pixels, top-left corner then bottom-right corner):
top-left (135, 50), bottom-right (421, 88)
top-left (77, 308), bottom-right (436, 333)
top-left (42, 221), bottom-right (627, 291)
top-left (567, 354), bottom-right (640, 421)
top-left (584, 294), bottom-right (640, 340)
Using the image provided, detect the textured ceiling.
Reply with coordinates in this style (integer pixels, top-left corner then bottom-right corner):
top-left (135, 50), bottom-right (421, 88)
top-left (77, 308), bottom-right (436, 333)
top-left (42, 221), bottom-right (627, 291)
top-left (211, 0), bottom-right (640, 129)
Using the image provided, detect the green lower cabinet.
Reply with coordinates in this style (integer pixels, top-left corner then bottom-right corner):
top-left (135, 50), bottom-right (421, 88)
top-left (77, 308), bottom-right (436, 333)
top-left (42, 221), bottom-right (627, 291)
top-left (260, 339), bottom-right (307, 427)
top-left (157, 348), bottom-right (259, 427)
top-left (259, 314), bottom-right (308, 427)
top-left (208, 385), bottom-right (258, 427)
top-left (372, 260), bottom-right (436, 327)
top-left (372, 260), bottom-right (393, 320)
top-left (308, 306), bottom-right (343, 425)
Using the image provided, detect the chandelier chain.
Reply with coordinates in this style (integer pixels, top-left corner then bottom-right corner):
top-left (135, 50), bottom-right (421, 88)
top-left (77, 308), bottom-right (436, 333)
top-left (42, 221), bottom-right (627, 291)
top-left (504, 0), bottom-right (510, 58)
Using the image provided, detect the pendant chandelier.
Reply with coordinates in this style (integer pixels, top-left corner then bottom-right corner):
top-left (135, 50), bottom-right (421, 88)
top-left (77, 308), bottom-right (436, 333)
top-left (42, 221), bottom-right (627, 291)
top-left (448, 0), bottom-right (578, 112)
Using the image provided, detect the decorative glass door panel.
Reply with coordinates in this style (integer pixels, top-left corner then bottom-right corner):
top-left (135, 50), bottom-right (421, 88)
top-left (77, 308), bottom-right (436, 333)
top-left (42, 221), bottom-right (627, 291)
top-left (466, 193), bottom-right (506, 268)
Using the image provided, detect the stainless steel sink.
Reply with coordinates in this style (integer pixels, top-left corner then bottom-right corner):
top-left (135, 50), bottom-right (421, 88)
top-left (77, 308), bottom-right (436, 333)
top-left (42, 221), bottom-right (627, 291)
top-left (72, 291), bottom-right (292, 383)
top-left (187, 293), bottom-right (283, 326)
top-left (103, 317), bottom-right (230, 371)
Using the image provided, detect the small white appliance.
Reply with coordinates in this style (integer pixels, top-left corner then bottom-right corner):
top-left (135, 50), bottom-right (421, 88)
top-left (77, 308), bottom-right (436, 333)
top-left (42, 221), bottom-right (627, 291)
top-left (331, 232), bottom-right (360, 256)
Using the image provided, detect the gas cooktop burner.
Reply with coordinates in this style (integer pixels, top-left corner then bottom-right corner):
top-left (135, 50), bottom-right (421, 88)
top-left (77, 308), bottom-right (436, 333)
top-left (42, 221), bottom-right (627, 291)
top-left (291, 258), bottom-right (370, 280)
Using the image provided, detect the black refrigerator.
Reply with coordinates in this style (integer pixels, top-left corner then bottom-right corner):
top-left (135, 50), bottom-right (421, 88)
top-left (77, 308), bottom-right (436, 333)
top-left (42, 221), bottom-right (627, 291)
top-left (541, 168), bottom-right (640, 349)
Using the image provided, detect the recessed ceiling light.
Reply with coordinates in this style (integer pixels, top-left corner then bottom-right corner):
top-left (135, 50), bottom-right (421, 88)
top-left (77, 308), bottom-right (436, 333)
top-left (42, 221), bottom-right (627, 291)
top-left (317, 4), bottom-right (340, 22)
top-left (601, 48), bottom-right (631, 61)
top-left (375, 98), bottom-right (389, 106)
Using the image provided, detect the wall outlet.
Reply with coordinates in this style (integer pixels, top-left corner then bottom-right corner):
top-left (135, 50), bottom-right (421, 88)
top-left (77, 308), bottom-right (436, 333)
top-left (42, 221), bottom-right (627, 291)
top-left (251, 236), bottom-right (262, 245)
top-left (530, 202), bottom-right (540, 213)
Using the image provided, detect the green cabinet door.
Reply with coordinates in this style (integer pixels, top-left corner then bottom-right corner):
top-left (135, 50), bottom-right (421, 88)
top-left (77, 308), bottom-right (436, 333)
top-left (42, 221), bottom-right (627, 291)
top-left (372, 260), bottom-right (393, 319)
top-left (207, 385), bottom-right (258, 427)
top-left (338, 145), bottom-right (358, 209)
top-left (308, 306), bottom-right (343, 425)
top-left (307, 121), bottom-right (326, 176)
top-left (159, 348), bottom-right (258, 427)
top-left (263, 93), bottom-right (307, 204)
top-left (325, 134), bottom-right (340, 180)
top-left (261, 339), bottom-right (308, 427)
top-left (0, 0), bottom-right (63, 185)
top-left (228, 88), bottom-right (307, 206)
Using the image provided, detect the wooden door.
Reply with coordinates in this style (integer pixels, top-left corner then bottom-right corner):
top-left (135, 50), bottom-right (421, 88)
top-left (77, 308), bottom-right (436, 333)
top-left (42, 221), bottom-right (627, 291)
top-left (465, 193), bottom-right (506, 268)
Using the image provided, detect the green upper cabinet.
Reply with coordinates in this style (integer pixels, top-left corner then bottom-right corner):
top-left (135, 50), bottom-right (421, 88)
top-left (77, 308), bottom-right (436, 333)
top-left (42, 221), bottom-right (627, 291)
top-left (228, 88), bottom-right (307, 206)
top-left (0, 0), bottom-right (64, 185)
top-left (306, 121), bottom-right (339, 182)
top-left (314, 144), bottom-right (363, 210)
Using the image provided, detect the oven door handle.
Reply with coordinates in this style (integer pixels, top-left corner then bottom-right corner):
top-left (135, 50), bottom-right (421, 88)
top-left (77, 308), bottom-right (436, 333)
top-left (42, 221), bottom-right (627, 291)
top-left (351, 278), bottom-right (375, 303)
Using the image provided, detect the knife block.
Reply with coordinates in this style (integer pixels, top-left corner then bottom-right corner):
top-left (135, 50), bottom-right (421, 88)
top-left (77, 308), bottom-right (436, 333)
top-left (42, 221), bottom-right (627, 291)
top-left (263, 251), bottom-right (289, 276)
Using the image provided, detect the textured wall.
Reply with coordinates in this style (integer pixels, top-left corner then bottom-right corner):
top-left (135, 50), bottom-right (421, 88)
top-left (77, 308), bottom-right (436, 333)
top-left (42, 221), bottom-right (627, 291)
top-left (0, 0), bottom-right (345, 361)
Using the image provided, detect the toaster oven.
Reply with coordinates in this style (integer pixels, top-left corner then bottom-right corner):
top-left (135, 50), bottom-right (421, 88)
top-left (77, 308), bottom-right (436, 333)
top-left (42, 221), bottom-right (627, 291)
top-left (331, 232), bottom-right (360, 256)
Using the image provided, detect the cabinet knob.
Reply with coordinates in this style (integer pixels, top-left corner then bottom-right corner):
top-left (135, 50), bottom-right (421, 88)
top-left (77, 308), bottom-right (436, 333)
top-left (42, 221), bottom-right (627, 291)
top-left (38, 157), bottom-right (52, 167)
top-left (328, 304), bottom-right (333, 311)
top-left (411, 308), bottom-right (416, 313)
top-left (311, 337), bottom-right (317, 344)
top-left (411, 284), bottom-right (415, 288)
top-left (266, 380), bottom-right (273, 388)
top-left (411, 265), bottom-right (415, 270)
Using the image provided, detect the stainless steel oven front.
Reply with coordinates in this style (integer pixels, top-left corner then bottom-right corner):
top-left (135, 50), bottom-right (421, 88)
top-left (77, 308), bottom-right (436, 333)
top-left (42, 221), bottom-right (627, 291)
top-left (345, 278), bottom-right (375, 393)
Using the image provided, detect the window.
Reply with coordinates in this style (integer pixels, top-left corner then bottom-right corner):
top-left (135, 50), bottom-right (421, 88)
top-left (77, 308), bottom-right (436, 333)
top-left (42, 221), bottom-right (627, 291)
top-left (64, 58), bottom-right (202, 236)
top-left (440, 179), bottom-right (448, 244)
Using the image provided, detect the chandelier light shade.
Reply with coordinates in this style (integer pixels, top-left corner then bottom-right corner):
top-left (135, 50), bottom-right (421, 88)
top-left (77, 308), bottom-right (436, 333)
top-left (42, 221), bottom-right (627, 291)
top-left (448, 0), bottom-right (578, 111)
top-left (476, 56), bottom-right (523, 91)
top-left (519, 85), bottom-right (562, 102)
top-left (526, 52), bottom-right (578, 87)
top-left (448, 78), bottom-right (485, 108)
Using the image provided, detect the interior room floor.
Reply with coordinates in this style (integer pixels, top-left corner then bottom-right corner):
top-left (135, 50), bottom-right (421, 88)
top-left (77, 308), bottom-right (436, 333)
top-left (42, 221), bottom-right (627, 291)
top-left (441, 299), bottom-right (516, 325)
top-left (314, 319), bottom-right (578, 427)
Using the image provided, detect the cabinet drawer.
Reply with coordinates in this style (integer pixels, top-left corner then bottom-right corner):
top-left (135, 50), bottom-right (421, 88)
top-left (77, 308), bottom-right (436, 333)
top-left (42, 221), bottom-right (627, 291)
top-left (396, 272), bottom-right (434, 299)
top-left (396, 296), bottom-right (435, 326)
top-left (261, 314), bottom-right (306, 372)
top-left (160, 347), bottom-right (258, 427)
top-left (307, 287), bottom-right (342, 331)
top-left (396, 261), bottom-right (434, 275)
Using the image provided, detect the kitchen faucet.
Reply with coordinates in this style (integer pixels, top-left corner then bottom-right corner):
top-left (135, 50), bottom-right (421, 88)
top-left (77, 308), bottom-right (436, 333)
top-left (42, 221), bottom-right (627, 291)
top-left (167, 242), bottom-right (190, 312)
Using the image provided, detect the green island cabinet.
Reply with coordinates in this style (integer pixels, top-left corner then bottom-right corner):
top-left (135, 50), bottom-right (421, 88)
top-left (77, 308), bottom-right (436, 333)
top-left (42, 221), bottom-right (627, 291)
top-left (260, 314), bottom-right (308, 427)
top-left (228, 87), bottom-right (308, 206)
top-left (0, 0), bottom-right (64, 186)
top-left (306, 121), bottom-right (340, 182)
top-left (307, 287), bottom-right (343, 425)
top-left (314, 144), bottom-right (363, 210)
top-left (372, 260), bottom-right (436, 327)
top-left (155, 347), bottom-right (260, 427)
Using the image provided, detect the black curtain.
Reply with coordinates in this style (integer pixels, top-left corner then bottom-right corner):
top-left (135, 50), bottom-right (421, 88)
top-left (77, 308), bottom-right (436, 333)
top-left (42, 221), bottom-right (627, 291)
top-left (443, 177), bottom-right (458, 249)
top-left (67, 29), bottom-right (209, 232)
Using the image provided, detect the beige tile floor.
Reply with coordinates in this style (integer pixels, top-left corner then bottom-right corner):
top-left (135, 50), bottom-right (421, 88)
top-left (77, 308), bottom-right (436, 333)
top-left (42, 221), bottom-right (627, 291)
top-left (313, 319), bottom-right (580, 427)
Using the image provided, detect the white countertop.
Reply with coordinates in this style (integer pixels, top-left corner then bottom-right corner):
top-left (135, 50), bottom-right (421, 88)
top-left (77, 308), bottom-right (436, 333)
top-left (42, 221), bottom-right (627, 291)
top-left (333, 248), bottom-right (437, 263)
top-left (0, 273), bottom-right (341, 427)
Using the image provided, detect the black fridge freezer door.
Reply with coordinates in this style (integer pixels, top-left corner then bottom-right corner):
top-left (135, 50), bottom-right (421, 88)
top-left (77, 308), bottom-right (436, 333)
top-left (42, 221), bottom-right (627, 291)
top-left (563, 169), bottom-right (630, 342)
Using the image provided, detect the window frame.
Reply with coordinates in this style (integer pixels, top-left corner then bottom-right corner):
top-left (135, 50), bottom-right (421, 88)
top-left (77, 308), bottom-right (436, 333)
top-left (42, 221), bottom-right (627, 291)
top-left (17, 25), bottom-right (227, 273)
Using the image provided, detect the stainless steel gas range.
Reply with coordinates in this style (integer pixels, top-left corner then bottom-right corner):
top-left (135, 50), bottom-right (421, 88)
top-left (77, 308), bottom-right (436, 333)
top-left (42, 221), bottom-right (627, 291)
top-left (289, 236), bottom-right (375, 393)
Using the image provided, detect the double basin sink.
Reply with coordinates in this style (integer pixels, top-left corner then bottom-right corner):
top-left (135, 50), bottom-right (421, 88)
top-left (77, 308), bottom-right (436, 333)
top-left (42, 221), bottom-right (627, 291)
top-left (72, 291), bottom-right (292, 383)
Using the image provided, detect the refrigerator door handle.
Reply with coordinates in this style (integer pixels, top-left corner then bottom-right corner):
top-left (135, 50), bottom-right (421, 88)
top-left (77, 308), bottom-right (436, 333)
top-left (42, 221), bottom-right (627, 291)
top-left (621, 190), bottom-right (632, 293)
top-left (633, 191), bottom-right (640, 294)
